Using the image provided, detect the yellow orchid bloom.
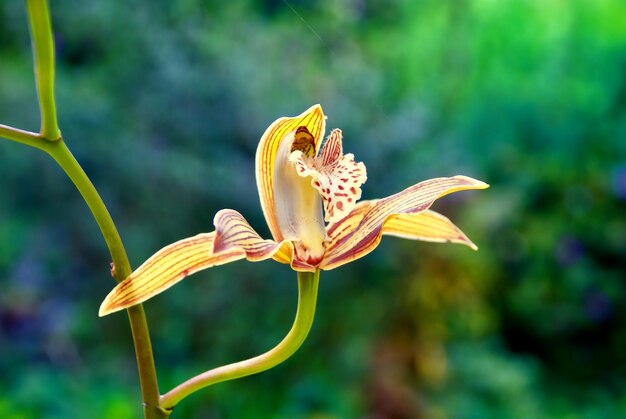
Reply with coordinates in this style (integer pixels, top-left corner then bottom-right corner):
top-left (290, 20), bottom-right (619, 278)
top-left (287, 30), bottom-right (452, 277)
top-left (99, 104), bottom-right (488, 316)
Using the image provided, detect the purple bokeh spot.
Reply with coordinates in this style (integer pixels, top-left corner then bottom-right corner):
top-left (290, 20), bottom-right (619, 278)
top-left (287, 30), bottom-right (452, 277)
top-left (555, 236), bottom-right (585, 267)
top-left (612, 164), bottom-right (626, 200)
top-left (585, 291), bottom-right (612, 323)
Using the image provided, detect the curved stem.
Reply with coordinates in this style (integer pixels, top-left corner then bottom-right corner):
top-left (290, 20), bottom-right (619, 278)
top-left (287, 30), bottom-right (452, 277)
top-left (26, 0), bottom-right (60, 140)
top-left (43, 141), bottom-right (129, 276)
top-left (160, 269), bottom-right (321, 410)
top-left (40, 140), bottom-right (167, 418)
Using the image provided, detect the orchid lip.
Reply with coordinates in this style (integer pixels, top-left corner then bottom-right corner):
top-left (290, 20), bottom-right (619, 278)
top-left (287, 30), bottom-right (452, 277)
top-left (290, 128), bottom-right (367, 225)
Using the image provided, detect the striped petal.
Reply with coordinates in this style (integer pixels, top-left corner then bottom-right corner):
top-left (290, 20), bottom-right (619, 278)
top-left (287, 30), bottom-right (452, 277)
top-left (256, 104), bottom-right (326, 243)
top-left (99, 207), bottom-right (319, 316)
top-left (382, 209), bottom-right (478, 250)
top-left (213, 209), bottom-right (316, 272)
top-left (324, 200), bottom-right (370, 251)
top-left (99, 233), bottom-right (244, 316)
top-left (320, 176), bottom-right (488, 270)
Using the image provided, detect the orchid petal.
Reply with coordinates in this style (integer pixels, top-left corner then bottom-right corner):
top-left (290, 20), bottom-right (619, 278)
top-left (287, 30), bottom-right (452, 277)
top-left (320, 176), bottom-right (488, 270)
top-left (256, 104), bottom-right (326, 242)
top-left (213, 209), bottom-right (316, 272)
top-left (100, 207), bottom-right (320, 316)
top-left (324, 200), bottom-right (371, 250)
top-left (290, 129), bottom-right (367, 223)
top-left (99, 233), bottom-right (244, 316)
top-left (382, 209), bottom-right (478, 250)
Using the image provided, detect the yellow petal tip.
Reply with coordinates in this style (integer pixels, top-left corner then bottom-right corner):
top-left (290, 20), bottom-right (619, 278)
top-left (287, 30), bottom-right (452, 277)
top-left (98, 300), bottom-right (115, 317)
top-left (455, 175), bottom-right (489, 190)
top-left (300, 104), bottom-right (324, 120)
top-left (99, 293), bottom-right (125, 316)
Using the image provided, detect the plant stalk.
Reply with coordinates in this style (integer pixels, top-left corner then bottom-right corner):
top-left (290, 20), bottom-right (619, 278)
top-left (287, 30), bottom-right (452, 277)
top-left (0, 124), bottom-right (43, 147)
top-left (22, 1), bottom-right (165, 416)
top-left (26, 0), bottom-right (60, 141)
top-left (41, 140), bottom-right (168, 418)
top-left (159, 269), bottom-right (321, 410)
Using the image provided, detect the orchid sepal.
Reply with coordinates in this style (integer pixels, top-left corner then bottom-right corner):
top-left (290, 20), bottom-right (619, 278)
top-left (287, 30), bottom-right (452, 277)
top-left (382, 209), bottom-right (478, 250)
top-left (99, 233), bottom-right (241, 316)
top-left (99, 208), bottom-right (318, 316)
top-left (320, 175), bottom-right (488, 270)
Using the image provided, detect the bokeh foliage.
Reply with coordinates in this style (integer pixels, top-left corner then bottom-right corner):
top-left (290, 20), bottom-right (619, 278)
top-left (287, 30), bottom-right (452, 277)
top-left (1, 0), bottom-right (625, 417)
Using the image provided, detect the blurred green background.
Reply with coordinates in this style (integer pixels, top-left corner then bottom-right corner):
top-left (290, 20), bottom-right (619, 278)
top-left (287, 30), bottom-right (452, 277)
top-left (1, 0), bottom-right (626, 417)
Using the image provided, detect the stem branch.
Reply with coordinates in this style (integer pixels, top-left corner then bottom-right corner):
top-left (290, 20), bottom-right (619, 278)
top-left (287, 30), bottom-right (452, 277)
top-left (159, 270), bottom-right (320, 410)
top-left (21, 2), bottom-right (164, 416)
top-left (26, 0), bottom-right (60, 140)
top-left (0, 124), bottom-right (43, 148)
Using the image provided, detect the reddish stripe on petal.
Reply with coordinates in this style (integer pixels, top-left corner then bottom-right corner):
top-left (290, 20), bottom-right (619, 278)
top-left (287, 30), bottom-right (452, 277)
top-left (324, 200), bottom-right (373, 248)
top-left (382, 209), bottom-right (478, 250)
top-left (320, 129), bottom-right (343, 166)
top-left (320, 176), bottom-right (488, 270)
top-left (99, 233), bottom-right (245, 316)
top-left (213, 209), bottom-right (315, 272)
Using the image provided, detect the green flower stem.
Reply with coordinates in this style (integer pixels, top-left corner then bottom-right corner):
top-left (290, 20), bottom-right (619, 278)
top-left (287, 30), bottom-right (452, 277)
top-left (26, 0), bottom-right (60, 141)
top-left (0, 128), bottom-right (169, 418)
top-left (43, 141), bottom-right (129, 277)
top-left (19, 2), bottom-right (164, 416)
top-left (159, 269), bottom-right (321, 410)
top-left (39, 140), bottom-right (168, 418)
top-left (0, 124), bottom-right (43, 147)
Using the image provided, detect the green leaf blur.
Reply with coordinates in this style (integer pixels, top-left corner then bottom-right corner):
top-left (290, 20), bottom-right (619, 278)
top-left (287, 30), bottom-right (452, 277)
top-left (1, 0), bottom-right (625, 417)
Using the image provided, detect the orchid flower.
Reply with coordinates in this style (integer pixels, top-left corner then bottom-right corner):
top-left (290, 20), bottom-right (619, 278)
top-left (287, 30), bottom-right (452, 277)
top-left (98, 105), bottom-right (487, 408)
top-left (100, 104), bottom-right (487, 316)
